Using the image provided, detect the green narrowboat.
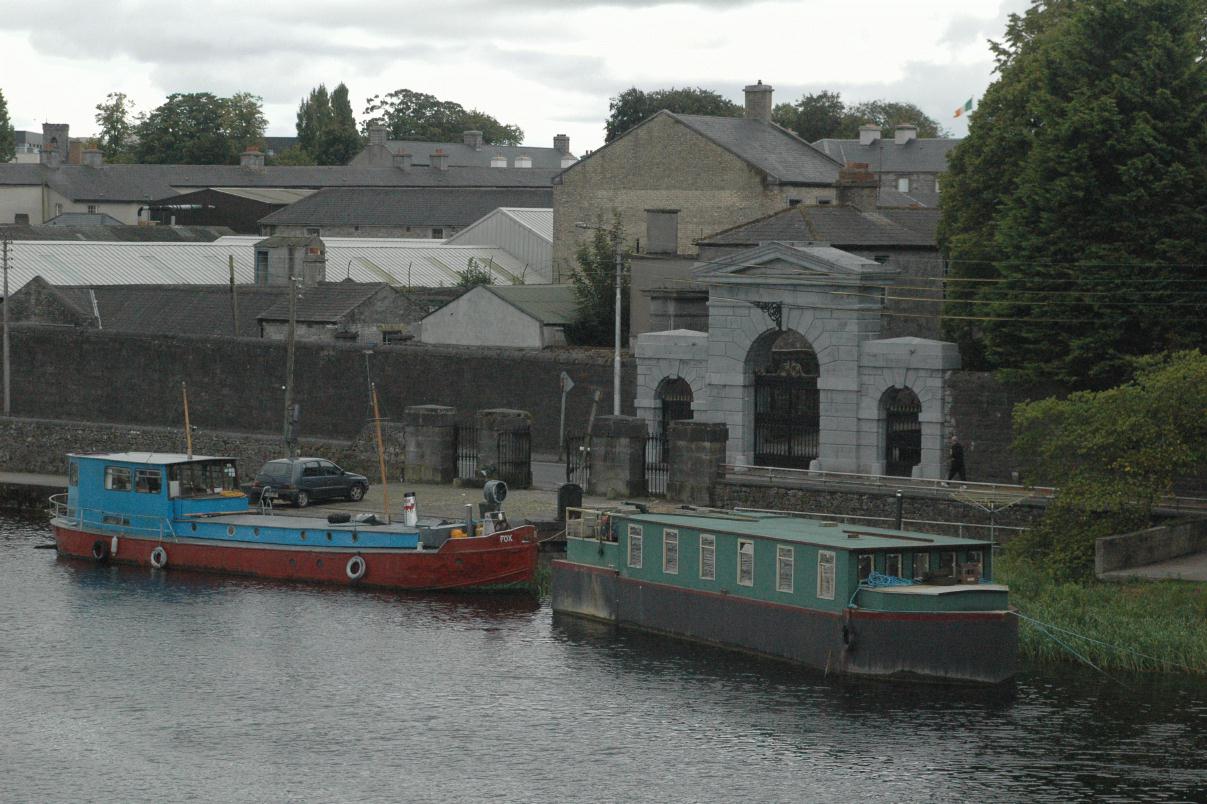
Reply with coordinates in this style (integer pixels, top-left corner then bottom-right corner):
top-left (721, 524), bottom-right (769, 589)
top-left (551, 508), bottom-right (1016, 684)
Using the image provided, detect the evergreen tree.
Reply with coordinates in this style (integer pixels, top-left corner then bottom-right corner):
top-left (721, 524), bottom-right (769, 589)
top-left (313, 83), bottom-right (361, 165)
top-left (295, 84), bottom-right (331, 158)
top-left (564, 222), bottom-right (630, 347)
top-left (0, 89), bottom-right (14, 163)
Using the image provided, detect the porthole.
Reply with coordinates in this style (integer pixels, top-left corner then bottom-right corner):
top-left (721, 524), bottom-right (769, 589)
top-left (227, 525), bottom-right (235, 536)
top-left (300, 530), bottom-right (307, 540)
top-left (326, 532), bottom-right (333, 541)
top-left (254, 527), bottom-right (260, 536)
top-left (191, 523), bottom-right (197, 532)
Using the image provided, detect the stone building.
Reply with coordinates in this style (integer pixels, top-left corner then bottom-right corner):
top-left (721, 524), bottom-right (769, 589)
top-left (812, 124), bottom-right (959, 208)
top-left (552, 81), bottom-right (842, 281)
top-left (634, 242), bottom-right (959, 480)
top-left (351, 124), bottom-right (576, 170)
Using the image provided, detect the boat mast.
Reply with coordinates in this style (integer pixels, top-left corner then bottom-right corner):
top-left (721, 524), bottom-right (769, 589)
top-left (182, 381), bottom-right (193, 459)
top-left (283, 271), bottom-right (298, 459)
top-left (371, 383), bottom-right (389, 523)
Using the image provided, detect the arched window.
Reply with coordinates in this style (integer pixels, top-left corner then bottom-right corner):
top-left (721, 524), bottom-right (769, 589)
top-left (883, 387), bottom-right (921, 477)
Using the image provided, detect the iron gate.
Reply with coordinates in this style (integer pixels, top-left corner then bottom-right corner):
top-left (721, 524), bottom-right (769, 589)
top-left (565, 435), bottom-right (590, 487)
top-left (753, 374), bottom-right (820, 469)
top-left (658, 378), bottom-right (694, 445)
top-left (884, 388), bottom-right (922, 477)
top-left (455, 424), bottom-right (478, 481)
top-left (496, 430), bottom-right (531, 487)
top-left (644, 433), bottom-right (668, 497)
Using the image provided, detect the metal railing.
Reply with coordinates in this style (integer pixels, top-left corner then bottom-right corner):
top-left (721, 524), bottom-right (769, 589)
top-left (723, 463), bottom-right (1055, 500)
top-left (732, 505), bottom-right (1026, 543)
top-left (48, 493), bottom-right (178, 540)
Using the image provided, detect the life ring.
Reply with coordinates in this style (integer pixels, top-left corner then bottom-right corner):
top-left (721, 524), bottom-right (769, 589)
top-left (91, 540), bottom-right (109, 562)
top-left (346, 555), bottom-right (366, 581)
top-left (150, 546), bottom-right (168, 569)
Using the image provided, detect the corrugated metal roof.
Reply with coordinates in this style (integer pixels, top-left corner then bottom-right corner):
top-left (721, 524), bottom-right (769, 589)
top-left (445, 207), bottom-right (553, 246)
top-left (4, 237), bottom-right (534, 292)
top-left (211, 187), bottom-right (316, 204)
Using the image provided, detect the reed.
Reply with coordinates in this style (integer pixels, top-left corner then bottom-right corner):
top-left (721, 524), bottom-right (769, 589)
top-left (999, 555), bottom-right (1207, 674)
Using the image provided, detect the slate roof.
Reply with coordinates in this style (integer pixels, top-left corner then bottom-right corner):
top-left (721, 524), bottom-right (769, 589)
top-left (670, 113), bottom-right (841, 185)
top-left (699, 205), bottom-right (936, 249)
top-left (382, 140), bottom-right (573, 169)
top-left (875, 186), bottom-right (937, 208)
top-left (811, 137), bottom-right (958, 174)
top-left (257, 281), bottom-right (403, 323)
top-left (45, 212), bottom-right (125, 226)
top-left (0, 224), bottom-right (233, 242)
top-left (483, 284), bottom-right (577, 325)
top-left (0, 164), bottom-right (557, 202)
top-left (877, 208), bottom-right (941, 241)
top-left (258, 187), bottom-right (553, 228)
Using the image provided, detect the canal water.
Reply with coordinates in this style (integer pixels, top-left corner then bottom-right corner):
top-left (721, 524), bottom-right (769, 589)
top-left (2, 514), bottom-right (1204, 803)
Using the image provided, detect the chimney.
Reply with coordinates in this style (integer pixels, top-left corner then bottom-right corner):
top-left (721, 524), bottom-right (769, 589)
top-left (82, 148), bottom-right (103, 168)
top-left (743, 80), bottom-right (773, 123)
top-left (490, 154), bottom-right (507, 168)
top-left (240, 149), bottom-right (266, 171)
top-left (302, 237), bottom-right (327, 286)
top-left (462, 130), bottom-right (484, 150)
top-left (514, 154), bottom-right (532, 168)
top-left (645, 209), bottom-right (680, 255)
top-left (368, 121), bottom-right (387, 147)
top-left (393, 151), bottom-right (412, 171)
top-left (553, 133), bottom-right (570, 155)
top-left (836, 162), bottom-right (878, 212)
top-left (894, 124), bottom-right (918, 145)
top-left (858, 124), bottom-right (882, 146)
top-left (432, 149), bottom-right (449, 171)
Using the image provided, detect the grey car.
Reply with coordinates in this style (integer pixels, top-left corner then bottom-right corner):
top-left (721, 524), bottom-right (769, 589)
top-left (247, 458), bottom-right (369, 508)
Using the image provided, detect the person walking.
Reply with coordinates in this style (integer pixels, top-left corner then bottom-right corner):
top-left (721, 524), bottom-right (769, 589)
top-left (947, 435), bottom-right (966, 482)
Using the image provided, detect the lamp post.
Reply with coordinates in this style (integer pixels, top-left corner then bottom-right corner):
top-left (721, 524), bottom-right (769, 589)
top-left (574, 222), bottom-right (623, 416)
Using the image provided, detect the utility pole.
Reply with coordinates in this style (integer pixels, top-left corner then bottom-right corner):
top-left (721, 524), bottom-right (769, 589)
top-left (283, 272), bottom-right (298, 457)
top-left (229, 254), bottom-right (240, 337)
top-left (2, 238), bottom-right (10, 417)
top-left (612, 229), bottom-right (622, 416)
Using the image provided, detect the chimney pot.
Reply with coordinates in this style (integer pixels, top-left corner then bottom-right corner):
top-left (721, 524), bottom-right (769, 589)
top-left (393, 151), bottom-right (412, 171)
top-left (432, 149), bottom-right (449, 171)
top-left (462, 130), bottom-right (484, 150)
top-left (82, 148), bottom-right (103, 168)
top-left (894, 124), bottom-right (918, 145)
top-left (743, 81), bottom-right (773, 123)
top-left (240, 149), bottom-right (266, 171)
top-left (858, 124), bottom-right (882, 146)
top-left (836, 161), bottom-right (879, 212)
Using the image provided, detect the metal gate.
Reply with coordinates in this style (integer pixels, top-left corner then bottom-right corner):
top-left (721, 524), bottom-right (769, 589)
top-left (884, 388), bottom-right (922, 477)
top-left (753, 374), bottom-right (820, 469)
top-left (496, 430), bottom-right (531, 487)
top-left (644, 433), bottom-right (668, 497)
top-left (658, 378), bottom-right (694, 441)
top-left (455, 424), bottom-right (478, 481)
top-left (565, 435), bottom-right (590, 487)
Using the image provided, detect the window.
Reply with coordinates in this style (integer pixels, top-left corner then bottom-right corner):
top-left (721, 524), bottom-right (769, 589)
top-left (302, 462), bottom-right (321, 478)
top-left (857, 553), bottom-right (874, 582)
top-left (87, 205), bottom-right (97, 214)
top-left (432, 228), bottom-right (444, 239)
top-left (68, 462), bottom-right (79, 486)
top-left (699, 533), bottom-right (715, 580)
top-left (305, 227), bottom-right (320, 236)
top-left (939, 551), bottom-right (957, 576)
top-left (170, 461), bottom-right (237, 498)
top-left (737, 539), bottom-right (754, 586)
top-left (817, 550), bottom-right (836, 600)
top-left (886, 553), bottom-right (902, 578)
top-left (896, 177), bottom-right (911, 193)
top-left (104, 466), bottom-right (131, 491)
top-left (913, 552), bottom-right (930, 579)
top-left (935, 177), bottom-right (942, 193)
top-left (873, 255), bottom-right (890, 265)
top-left (776, 545), bottom-right (794, 593)
top-left (135, 469), bottom-right (162, 494)
top-left (788, 198), bottom-right (801, 207)
top-left (968, 549), bottom-right (983, 567)
top-left (254, 251), bottom-right (269, 285)
top-left (627, 524), bottom-right (643, 568)
top-left (663, 529), bottom-right (679, 574)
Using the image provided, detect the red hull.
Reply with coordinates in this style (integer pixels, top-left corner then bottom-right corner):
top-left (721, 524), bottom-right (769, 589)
top-left (52, 523), bottom-right (538, 591)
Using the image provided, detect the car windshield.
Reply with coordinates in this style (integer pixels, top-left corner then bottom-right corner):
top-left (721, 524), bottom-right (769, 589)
top-left (259, 461), bottom-right (293, 481)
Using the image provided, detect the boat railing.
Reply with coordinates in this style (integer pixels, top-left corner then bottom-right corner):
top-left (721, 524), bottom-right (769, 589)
top-left (565, 507), bottom-right (617, 542)
top-left (48, 493), bottom-right (178, 541)
top-left (732, 506), bottom-right (1027, 543)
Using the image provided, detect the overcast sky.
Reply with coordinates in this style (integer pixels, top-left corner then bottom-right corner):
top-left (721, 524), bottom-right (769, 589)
top-left (0, 0), bottom-right (1028, 155)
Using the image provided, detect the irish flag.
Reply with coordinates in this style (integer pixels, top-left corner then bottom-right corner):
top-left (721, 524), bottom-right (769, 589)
top-left (954, 98), bottom-right (974, 118)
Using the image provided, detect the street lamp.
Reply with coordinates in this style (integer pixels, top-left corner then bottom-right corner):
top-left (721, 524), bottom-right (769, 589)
top-left (574, 222), bottom-right (623, 416)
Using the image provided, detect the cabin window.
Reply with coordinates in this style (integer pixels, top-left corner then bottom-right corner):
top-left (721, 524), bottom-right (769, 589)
top-left (699, 534), bottom-right (716, 580)
top-left (104, 466), bottom-right (131, 491)
top-left (939, 551), bottom-right (957, 577)
top-left (963, 550), bottom-right (984, 582)
top-left (886, 553), bottom-right (902, 578)
top-left (135, 469), bottom-right (162, 494)
top-left (170, 461), bottom-right (238, 498)
top-left (913, 552), bottom-right (930, 579)
top-left (737, 539), bottom-right (754, 586)
top-left (857, 553), bottom-right (874, 582)
top-left (817, 550), bottom-right (836, 600)
top-left (627, 524), bottom-right (643, 568)
top-left (68, 462), bottom-right (78, 486)
top-left (776, 545), bottom-right (794, 593)
top-left (662, 529), bottom-right (679, 575)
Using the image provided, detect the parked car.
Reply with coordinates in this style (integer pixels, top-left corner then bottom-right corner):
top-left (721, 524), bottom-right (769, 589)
top-left (244, 458), bottom-right (369, 508)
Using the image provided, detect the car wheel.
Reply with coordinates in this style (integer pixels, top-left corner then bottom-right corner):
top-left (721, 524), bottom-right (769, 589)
top-left (295, 490), bottom-right (310, 508)
top-left (348, 484), bottom-right (365, 502)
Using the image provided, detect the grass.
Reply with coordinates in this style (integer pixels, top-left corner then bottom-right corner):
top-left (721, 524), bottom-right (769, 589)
top-left (999, 555), bottom-right (1207, 675)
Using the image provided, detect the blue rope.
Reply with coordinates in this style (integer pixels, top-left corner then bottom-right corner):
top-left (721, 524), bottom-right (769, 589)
top-left (864, 571), bottom-right (913, 587)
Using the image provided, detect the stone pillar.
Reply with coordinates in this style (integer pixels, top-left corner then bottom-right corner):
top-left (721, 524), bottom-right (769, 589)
top-left (587, 415), bottom-right (647, 499)
top-left (476, 409), bottom-right (532, 489)
top-left (667, 421), bottom-right (728, 506)
top-left (403, 405), bottom-right (457, 484)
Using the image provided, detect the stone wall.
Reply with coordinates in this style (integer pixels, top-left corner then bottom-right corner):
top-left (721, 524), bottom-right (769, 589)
top-left (1096, 518), bottom-right (1207, 577)
top-left (5, 324), bottom-right (634, 457)
top-left (946, 372), bottom-right (1064, 483)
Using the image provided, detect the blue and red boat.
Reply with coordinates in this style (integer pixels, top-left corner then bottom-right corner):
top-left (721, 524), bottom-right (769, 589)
top-left (49, 452), bottom-right (538, 590)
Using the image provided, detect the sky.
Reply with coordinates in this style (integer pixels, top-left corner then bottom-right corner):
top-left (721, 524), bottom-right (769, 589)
top-left (0, 0), bottom-right (1029, 155)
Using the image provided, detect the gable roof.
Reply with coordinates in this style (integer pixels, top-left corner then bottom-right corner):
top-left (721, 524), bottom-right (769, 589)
top-left (693, 241), bottom-right (897, 285)
top-left (382, 140), bottom-right (573, 170)
top-left (671, 113), bottom-right (841, 185)
top-left (256, 282), bottom-right (410, 323)
top-left (483, 283), bottom-right (577, 325)
top-left (258, 187), bottom-right (553, 228)
top-left (700, 205), bottom-right (936, 249)
top-left (811, 137), bottom-right (958, 174)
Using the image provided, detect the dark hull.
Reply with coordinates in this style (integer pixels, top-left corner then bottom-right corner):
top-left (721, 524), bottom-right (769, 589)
top-left (53, 522), bottom-right (538, 591)
top-left (552, 560), bottom-right (1016, 684)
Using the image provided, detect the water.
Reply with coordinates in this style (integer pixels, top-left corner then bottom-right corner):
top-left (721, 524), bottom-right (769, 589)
top-left (2, 513), bottom-right (1204, 803)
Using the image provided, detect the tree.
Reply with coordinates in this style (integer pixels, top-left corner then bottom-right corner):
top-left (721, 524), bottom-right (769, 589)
top-left (564, 222), bottom-right (630, 347)
top-left (269, 145), bottom-right (316, 166)
top-left (845, 100), bottom-right (946, 138)
top-left (1009, 350), bottom-right (1207, 578)
top-left (771, 91), bottom-right (947, 141)
top-left (134, 92), bottom-right (266, 164)
top-left (296, 84), bottom-right (331, 158)
top-left (938, 0), bottom-right (1207, 388)
top-left (604, 87), bottom-right (742, 142)
top-left (313, 83), bottom-right (361, 166)
top-left (0, 89), bottom-right (14, 163)
top-left (456, 258), bottom-right (495, 288)
top-left (94, 92), bottom-right (136, 161)
top-left (363, 89), bottom-right (522, 145)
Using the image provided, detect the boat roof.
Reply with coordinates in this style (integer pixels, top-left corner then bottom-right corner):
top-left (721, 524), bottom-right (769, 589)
top-left (70, 452), bottom-right (236, 466)
top-left (616, 511), bottom-right (992, 550)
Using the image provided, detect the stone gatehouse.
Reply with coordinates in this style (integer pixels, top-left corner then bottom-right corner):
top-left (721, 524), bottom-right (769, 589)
top-left (635, 242), bottom-right (959, 479)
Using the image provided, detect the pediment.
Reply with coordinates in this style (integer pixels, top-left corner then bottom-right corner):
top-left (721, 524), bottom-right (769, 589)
top-left (692, 241), bottom-right (896, 284)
